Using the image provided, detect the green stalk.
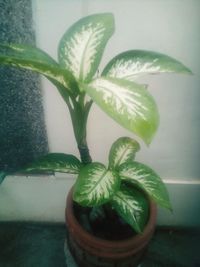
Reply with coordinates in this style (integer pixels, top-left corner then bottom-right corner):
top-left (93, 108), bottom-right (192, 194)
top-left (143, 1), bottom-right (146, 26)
top-left (56, 83), bottom-right (92, 165)
top-left (67, 95), bottom-right (93, 165)
top-left (66, 94), bottom-right (93, 232)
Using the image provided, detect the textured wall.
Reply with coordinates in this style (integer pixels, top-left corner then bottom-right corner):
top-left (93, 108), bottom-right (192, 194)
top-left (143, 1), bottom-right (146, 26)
top-left (0, 0), bottom-right (48, 172)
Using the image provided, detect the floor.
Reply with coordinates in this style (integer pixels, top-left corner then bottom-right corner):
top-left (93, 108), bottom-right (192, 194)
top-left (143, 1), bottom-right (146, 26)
top-left (0, 222), bottom-right (199, 267)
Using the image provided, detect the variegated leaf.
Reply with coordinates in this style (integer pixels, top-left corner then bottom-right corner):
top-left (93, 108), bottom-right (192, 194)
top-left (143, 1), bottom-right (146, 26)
top-left (119, 161), bottom-right (172, 210)
top-left (102, 50), bottom-right (192, 81)
top-left (58, 13), bottom-right (114, 83)
top-left (109, 137), bottom-right (140, 170)
top-left (111, 185), bottom-right (149, 233)
top-left (82, 77), bottom-right (159, 144)
top-left (0, 43), bottom-right (58, 65)
top-left (0, 44), bottom-right (79, 96)
top-left (73, 162), bottom-right (120, 206)
top-left (24, 153), bottom-right (82, 174)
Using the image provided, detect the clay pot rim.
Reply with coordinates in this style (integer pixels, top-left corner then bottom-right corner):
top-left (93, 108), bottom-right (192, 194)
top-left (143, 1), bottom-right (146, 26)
top-left (65, 187), bottom-right (157, 250)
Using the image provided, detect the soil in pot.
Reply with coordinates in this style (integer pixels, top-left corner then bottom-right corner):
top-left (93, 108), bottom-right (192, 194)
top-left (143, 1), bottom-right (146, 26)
top-left (66, 189), bottom-right (157, 267)
top-left (74, 203), bottom-right (139, 241)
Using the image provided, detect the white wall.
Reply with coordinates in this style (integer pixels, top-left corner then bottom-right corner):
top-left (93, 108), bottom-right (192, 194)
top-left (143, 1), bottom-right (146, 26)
top-left (0, 175), bottom-right (199, 227)
top-left (32, 0), bottom-right (200, 180)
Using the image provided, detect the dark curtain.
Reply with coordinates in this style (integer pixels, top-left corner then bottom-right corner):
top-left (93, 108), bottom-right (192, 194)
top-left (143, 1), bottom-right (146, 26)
top-left (0, 0), bottom-right (48, 172)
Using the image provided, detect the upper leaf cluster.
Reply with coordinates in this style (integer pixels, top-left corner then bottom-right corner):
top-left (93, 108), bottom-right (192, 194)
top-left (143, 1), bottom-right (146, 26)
top-left (0, 13), bottom-right (191, 145)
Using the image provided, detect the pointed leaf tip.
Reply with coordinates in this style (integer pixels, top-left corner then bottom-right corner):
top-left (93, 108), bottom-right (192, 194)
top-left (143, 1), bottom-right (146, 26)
top-left (112, 185), bottom-right (149, 233)
top-left (102, 50), bottom-right (192, 81)
top-left (109, 137), bottom-right (140, 170)
top-left (102, 50), bottom-right (192, 80)
top-left (24, 153), bottom-right (82, 174)
top-left (119, 161), bottom-right (172, 210)
top-left (58, 13), bottom-right (115, 83)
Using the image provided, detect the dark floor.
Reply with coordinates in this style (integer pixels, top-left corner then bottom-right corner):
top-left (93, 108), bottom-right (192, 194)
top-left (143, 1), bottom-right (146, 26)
top-left (0, 222), bottom-right (199, 267)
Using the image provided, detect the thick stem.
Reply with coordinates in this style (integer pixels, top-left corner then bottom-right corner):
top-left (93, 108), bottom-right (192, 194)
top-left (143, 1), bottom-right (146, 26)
top-left (78, 143), bottom-right (92, 165)
top-left (68, 96), bottom-right (93, 165)
top-left (77, 100), bottom-right (93, 164)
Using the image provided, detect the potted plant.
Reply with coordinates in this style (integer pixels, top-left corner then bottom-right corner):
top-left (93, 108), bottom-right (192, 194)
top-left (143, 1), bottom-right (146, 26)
top-left (0, 13), bottom-right (191, 267)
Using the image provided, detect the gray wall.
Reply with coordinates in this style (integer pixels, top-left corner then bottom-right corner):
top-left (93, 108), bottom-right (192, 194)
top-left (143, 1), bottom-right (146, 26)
top-left (0, 0), bottom-right (48, 172)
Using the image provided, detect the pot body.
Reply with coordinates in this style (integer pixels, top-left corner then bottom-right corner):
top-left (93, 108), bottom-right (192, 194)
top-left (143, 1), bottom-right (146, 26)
top-left (65, 188), bottom-right (157, 267)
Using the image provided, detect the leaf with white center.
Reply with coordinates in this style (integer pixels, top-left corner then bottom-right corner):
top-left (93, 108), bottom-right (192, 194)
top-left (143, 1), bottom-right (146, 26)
top-left (0, 44), bottom-right (79, 96)
top-left (111, 185), bottom-right (149, 233)
top-left (24, 153), bottom-right (82, 174)
top-left (119, 161), bottom-right (172, 210)
top-left (102, 50), bottom-right (192, 81)
top-left (109, 137), bottom-right (140, 170)
top-left (58, 13), bottom-right (114, 83)
top-left (73, 162), bottom-right (120, 207)
top-left (82, 77), bottom-right (159, 144)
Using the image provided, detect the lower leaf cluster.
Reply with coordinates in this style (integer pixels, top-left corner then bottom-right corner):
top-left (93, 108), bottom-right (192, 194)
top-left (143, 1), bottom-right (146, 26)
top-left (73, 137), bottom-right (172, 233)
top-left (20, 136), bottom-right (171, 233)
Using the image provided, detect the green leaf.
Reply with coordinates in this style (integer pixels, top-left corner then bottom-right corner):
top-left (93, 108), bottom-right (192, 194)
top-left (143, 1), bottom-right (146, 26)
top-left (0, 171), bottom-right (7, 184)
top-left (111, 184), bottom-right (149, 233)
top-left (102, 50), bottom-right (192, 80)
top-left (73, 162), bottom-right (120, 206)
top-left (58, 13), bottom-right (115, 83)
top-left (119, 161), bottom-right (172, 210)
top-left (82, 77), bottom-right (159, 144)
top-left (109, 137), bottom-right (140, 170)
top-left (0, 43), bottom-right (79, 96)
top-left (0, 43), bottom-right (58, 65)
top-left (24, 153), bottom-right (82, 174)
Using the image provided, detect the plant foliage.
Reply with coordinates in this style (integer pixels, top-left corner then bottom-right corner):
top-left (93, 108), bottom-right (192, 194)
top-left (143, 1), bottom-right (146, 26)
top-left (0, 13), bottom-right (192, 233)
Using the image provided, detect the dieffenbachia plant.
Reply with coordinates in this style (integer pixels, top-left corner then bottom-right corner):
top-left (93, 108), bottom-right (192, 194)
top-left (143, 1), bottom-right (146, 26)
top-left (0, 13), bottom-right (192, 233)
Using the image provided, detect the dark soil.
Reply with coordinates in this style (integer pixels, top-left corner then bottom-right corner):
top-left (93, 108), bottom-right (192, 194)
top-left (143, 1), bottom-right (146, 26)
top-left (90, 215), bottom-right (136, 240)
top-left (73, 204), bottom-right (137, 241)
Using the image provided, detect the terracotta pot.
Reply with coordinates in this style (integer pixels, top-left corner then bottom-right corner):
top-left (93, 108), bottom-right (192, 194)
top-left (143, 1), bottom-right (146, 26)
top-left (65, 188), bottom-right (157, 267)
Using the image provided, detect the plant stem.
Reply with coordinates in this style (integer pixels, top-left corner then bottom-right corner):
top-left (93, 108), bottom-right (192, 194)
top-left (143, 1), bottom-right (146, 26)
top-left (67, 95), bottom-right (93, 165)
top-left (78, 143), bottom-right (92, 165)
